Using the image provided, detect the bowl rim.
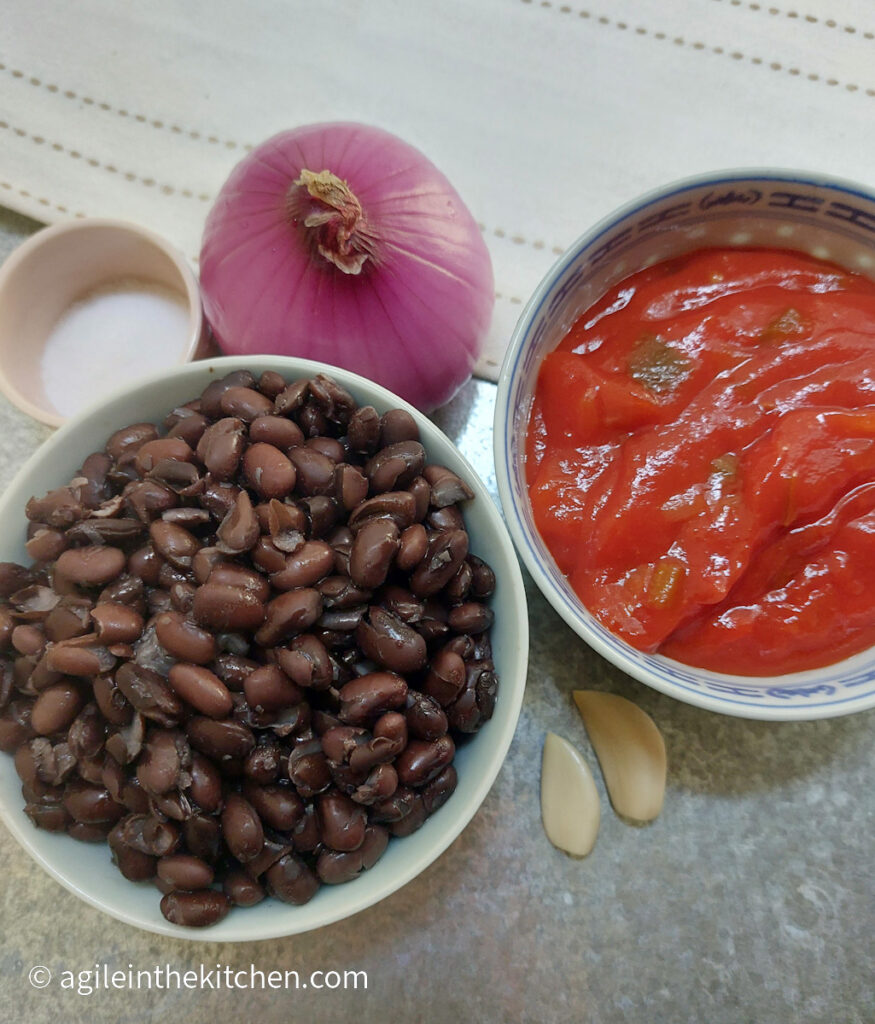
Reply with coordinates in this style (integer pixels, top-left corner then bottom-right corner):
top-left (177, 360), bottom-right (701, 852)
top-left (494, 166), bottom-right (875, 722)
top-left (0, 217), bottom-right (204, 428)
top-left (0, 354), bottom-right (529, 941)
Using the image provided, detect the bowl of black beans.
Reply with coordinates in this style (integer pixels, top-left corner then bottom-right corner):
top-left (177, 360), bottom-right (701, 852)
top-left (0, 356), bottom-right (528, 939)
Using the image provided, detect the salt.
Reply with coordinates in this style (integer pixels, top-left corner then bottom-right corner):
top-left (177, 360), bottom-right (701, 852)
top-left (40, 279), bottom-right (191, 417)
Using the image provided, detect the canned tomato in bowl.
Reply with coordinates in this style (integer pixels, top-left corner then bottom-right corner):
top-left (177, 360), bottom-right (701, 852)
top-left (496, 169), bottom-right (875, 721)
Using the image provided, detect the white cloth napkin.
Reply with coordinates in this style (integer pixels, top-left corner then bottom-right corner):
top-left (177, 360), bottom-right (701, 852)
top-left (3, 0), bottom-right (875, 380)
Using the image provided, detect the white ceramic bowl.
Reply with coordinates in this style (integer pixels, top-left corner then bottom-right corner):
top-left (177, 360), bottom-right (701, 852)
top-left (0, 218), bottom-right (207, 427)
top-left (0, 355), bottom-right (528, 940)
top-left (495, 169), bottom-right (875, 722)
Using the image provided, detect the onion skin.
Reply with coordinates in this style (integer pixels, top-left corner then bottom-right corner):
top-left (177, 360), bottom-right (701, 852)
top-left (199, 122), bottom-right (495, 412)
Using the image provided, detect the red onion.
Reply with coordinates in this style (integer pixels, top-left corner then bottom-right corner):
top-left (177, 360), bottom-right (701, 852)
top-left (199, 122), bottom-right (494, 411)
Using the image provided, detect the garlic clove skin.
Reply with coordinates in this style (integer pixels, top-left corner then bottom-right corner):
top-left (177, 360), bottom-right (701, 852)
top-left (540, 732), bottom-right (600, 858)
top-left (572, 690), bottom-right (666, 824)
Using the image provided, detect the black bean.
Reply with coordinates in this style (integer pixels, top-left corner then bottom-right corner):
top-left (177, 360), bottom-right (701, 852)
top-left (334, 464), bottom-right (369, 510)
top-left (308, 374), bottom-right (357, 426)
top-left (243, 780), bottom-right (304, 831)
top-left (265, 499), bottom-right (307, 552)
top-left (223, 870), bottom-right (265, 907)
top-left (192, 583), bottom-right (266, 632)
top-left (197, 417), bottom-right (246, 481)
top-left (186, 717), bottom-right (255, 760)
top-left (154, 611), bottom-right (216, 664)
top-left (287, 740), bottom-right (332, 798)
top-left (254, 589), bottom-right (322, 647)
top-left (92, 674), bottom-right (133, 726)
top-left (397, 523), bottom-right (428, 571)
top-left (245, 836), bottom-right (294, 879)
top-left (423, 464), bottom-right (475, 507)
top-left (276, 635), bottom-right (333, 690)
top-left (316, 791), bottom-right (366, 852)
top-left (105, 423), bottom-right (159, 462)
top-left (421, 649), bottom-right (467, 707)
top-left (316, 847), bottom-right (364, 885)
top-left (160, 890), bottom-right (230, 927)
top-left (26, 528), bottom-right (69, 563)
top-left (221, 793), bottom-right (264, 863)
top-left (166, 408), bottom-right (209, 449)
top-left (258, 371), bottom-right (287, 399)
top-left (200, 371), bottom-right (257, 418)
top-left (427, 504), bottom-right (465, 531)
top-left (216, 490), bottom-right (260, 555)
top-left (364, 441), bottom-right (426, 493)
top-left (379, 409), bottom-right (420, 447)
top-left (337, 672), bottom-right (408, 726)
top-left (31, 684), bottom-right (83, 736)
top-left (444, 561), bottom-right (474, 603)
top-left (243, 663), bottom-right (303, 713)
top-left (350, 762), bottom-right (399, 805)
top-left (468, 555), bottom-right (497, 599)
top-left (249, 415), bottom-right (304, 450)
top-left (349, 519), bottom-right (399, 589)
top-left (115, 663), bottom-right (183, 727)
top-left (68, 821), bottom-right (114, 843)
top-left (208, 563), bottom-right (270, 601)
top-left (273, 379), bottom-right (309, 416)
top-left (405, 691), bottom-right (449, 741)
top-left (356, 607), bottom-right (427, 673)
top-left (270, 541), bottom-right (335, 590)
top-left (396, 736), bottom-right (456, 788)
top-left (157, 854), bottom-right (214, 890)
top-left (243, 443), bottom-right (297, 499)
top-left (134, 438), bottom-right (194, 477)
top-left (421, 764), bottom-right (458, 814)
top-left (91, 603), bottom-right (144, 645)
top-left (348, 491), bottom-right (417, 532)
top-left (447, 602), bottom-right (495, 635)
top-left (265, 853), bottom-right (319, 905)
top-left (288, 446), bottom-right (335, 497)
top-left (370, 785), bottom-right (416, 824)
top-left (168, 663), bottom-right (233, 718)
top-left (388, 794), bottom-right (428, 837)
top-left (347, 405), bottom-right (381, 453)
top-left (108, 822), bottom-right (157, 881)
top-left (186, 752), bottom-right (223, 813)
top-left (183, 814), bottom-right (222, 863)
top-left (62, 780), bottom-right (125, 824)
top-left (219, 385), bottom-right (275, 422)
top-left (56, 547), bottom-right (127, 587)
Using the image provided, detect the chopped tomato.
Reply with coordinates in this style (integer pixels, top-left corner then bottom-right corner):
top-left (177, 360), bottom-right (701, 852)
top-left (526, 247), bottom-right (875, 675)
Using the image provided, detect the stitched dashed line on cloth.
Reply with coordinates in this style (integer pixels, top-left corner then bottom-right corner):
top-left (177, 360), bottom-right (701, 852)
top-left (520, 0), bottom-right (875, 93)
top-left (0, 179), bottom-right (86, 218)
top-left (713, 0), bottom-right (875, 40)
top-left (0, 60), bottom-right (252, 151)
top-left (0, 117), bottom-right (214, 202)
top-left (0, 63), bottom-right (562, 263)
top-left (479, 221), bottom-right (566, 258)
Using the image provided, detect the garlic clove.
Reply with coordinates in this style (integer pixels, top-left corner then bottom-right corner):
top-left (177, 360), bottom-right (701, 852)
top-left (540, 732), bottom-right (600, 858)
top-left (572, 690), bottom-right (666, 824)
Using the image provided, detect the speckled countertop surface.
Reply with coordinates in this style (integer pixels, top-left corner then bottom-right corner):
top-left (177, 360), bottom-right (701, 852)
top-left (0, 208), bottom-right (872, 1024)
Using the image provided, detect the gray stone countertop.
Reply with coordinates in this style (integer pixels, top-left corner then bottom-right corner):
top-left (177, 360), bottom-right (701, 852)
top-left (0, 207), bottom-right (871, 1024)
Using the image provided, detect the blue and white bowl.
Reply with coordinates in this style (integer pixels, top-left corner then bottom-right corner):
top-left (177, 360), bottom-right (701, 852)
top-left (495, 169), bottom-right (875, 721)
